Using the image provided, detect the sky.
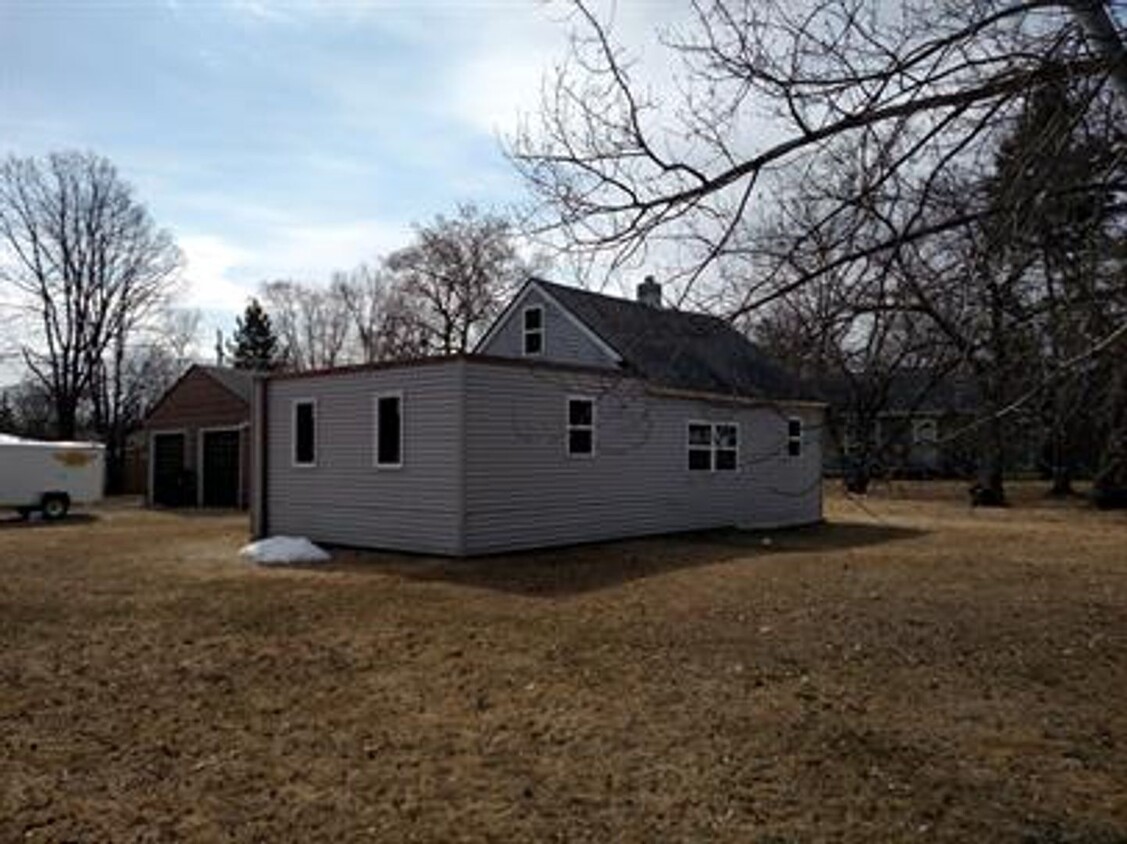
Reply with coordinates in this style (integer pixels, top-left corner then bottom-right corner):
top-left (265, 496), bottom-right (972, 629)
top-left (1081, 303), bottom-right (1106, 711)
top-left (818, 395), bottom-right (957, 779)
top-left (0, 0), bottom-right (683, 369)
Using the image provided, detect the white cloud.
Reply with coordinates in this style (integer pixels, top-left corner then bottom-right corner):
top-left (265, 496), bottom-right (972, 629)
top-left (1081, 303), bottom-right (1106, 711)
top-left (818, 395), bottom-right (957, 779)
top-left (264, 218), bottom-right (410, 279)
top-left (179, 216), bottom-right (409, 314)
top-left (179, 234), bottom-right (258, 312)
top-left (449, 41), bottom-right (558, 137)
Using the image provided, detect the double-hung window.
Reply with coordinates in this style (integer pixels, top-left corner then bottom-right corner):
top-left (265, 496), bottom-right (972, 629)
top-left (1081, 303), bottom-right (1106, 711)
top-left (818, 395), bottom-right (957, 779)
top-left (374, 392), bottom-right (403, 468)
top-left (787, 418), bottom-right (803, 457)
top-left (687, 421), bottom-right (738, 471)
top-left (567, 397), bottom-right (595, 457)
top-left (523, 306), bottom-right (543, 355)
top-left (293, 399), bottom-right (316, 467)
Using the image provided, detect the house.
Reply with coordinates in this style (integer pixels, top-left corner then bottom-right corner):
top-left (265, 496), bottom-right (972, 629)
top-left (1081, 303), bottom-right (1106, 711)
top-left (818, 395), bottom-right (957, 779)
top-left (824, 368), bottom-right (1055, 482)
top-left (820, 371), bottom-right (979, 479)
top-left (250, 277), bottom-right (825, 555)
top-left (143, 364), bottom-right (254, 508)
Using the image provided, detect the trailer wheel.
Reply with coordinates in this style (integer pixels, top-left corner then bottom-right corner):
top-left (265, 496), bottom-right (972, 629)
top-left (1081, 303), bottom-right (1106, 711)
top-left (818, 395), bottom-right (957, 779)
top-left (40, 493), bottom-right (70, 521)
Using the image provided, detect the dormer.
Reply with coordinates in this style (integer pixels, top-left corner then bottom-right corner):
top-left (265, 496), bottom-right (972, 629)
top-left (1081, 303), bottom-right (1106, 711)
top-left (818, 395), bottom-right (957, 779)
top-left (475, 278), bottom-right (621, 368)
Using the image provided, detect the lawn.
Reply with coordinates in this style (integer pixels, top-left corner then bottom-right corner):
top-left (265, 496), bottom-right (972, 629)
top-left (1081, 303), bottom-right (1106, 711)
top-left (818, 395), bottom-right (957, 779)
top-left (1, 486), bottom-right (1125, 842)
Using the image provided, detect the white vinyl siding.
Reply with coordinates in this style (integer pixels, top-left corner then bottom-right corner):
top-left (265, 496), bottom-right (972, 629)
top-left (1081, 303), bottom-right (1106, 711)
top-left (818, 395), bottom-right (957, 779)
top-left (266, 363), bottom-right (464, 555)
top-left (260, 358), bottom-right (823, 556)
top-left (477, 288), bottom-right (618, 368)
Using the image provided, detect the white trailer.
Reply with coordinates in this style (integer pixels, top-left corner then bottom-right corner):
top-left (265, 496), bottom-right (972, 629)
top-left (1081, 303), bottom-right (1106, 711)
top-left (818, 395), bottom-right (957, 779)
top-left (0, 434), bottom-right (105, 519)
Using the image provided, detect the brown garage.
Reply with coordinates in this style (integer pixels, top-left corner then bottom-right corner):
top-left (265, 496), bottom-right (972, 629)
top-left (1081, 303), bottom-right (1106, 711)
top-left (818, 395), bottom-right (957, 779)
top-left (143, 365), bottom-right (254, 509)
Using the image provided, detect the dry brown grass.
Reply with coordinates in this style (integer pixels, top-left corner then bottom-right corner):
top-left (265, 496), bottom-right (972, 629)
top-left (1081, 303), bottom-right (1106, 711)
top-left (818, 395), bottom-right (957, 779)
top-left (1, 485), bottom-right (1125, 843)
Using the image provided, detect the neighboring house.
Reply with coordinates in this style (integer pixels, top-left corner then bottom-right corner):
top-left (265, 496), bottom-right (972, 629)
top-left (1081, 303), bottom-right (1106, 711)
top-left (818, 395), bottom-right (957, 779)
top-left (250, 277), bottom-right (825, 556)
top-left (143, 365), bottom-right (254, 508)
top-left (822, 371), bottom-right (981, 478)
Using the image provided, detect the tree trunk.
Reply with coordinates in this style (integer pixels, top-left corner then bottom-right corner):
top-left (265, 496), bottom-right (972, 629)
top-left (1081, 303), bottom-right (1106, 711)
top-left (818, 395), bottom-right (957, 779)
top-left (1047, 428), bottom-right (1075, 497)
top-left (1093, 359), bottom-right (1127, 509)
top-left (55, 397), bottom-right (78, 441)
top-left (973, 411), bottom-right (1008, 506)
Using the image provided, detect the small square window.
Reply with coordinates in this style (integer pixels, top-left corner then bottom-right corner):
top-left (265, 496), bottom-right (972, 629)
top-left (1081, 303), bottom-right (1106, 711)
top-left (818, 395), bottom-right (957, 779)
top-left (688, 448), bottom-right (712, 471)
top-left (688, 421), bottom-right (738, 471)
top-left (688, 424), bottom-right (712, 446)
top-left (913, 418), bottom-right (938, 446)
top-left (716, 424), bottom-right (738, 449)
top-left (569, 429), bottom-right (593, 455)
top-left (569, 400), bottom-right (593, 427)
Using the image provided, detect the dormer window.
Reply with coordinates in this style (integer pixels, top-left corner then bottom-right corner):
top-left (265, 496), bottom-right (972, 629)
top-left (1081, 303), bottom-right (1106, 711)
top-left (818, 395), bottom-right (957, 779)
top-left (523, 306), bottom-right (543, 355)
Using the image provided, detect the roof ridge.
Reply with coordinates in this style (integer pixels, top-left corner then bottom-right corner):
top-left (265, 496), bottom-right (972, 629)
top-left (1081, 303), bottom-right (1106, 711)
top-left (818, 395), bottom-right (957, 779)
top-left (534, 277), bottom-right (733, 325)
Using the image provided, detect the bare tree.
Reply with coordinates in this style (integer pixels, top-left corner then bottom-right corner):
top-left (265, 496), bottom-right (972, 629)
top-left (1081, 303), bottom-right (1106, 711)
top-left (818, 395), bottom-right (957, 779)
top-left (513, 0), bottom-right (1125, 503)
top-left (511, 1), bottom-right (1123, 310)
top-left (335, 264), bottom-right (429, 363)
top-left (386, 204), bottom-right (527, 355)
top-left (0, 151), bottom-right (182, 439)
top-left (261, 279), bottom-right (352, 371)
top-left (0, 378), bottom-right (54, 439)
top-left (88, 307), bottom-right (201, 492)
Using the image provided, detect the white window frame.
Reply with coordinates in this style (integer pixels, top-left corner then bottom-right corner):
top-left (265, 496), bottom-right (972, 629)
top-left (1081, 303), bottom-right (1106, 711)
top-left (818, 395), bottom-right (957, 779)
top-left (787, 417), bottom-right (803, 458)
top-left (912, 417), bottom-right (938, 446)
top-left (373, 391), bottom-right (404, 469)
top-left (687, 420), bottom-right (739, 472)
top-left (292, 398), bottom-right (317, 468)
top-left (522, 305), bottom-right (544, 356)
top-left (566, 395), bottom-right (596, 458)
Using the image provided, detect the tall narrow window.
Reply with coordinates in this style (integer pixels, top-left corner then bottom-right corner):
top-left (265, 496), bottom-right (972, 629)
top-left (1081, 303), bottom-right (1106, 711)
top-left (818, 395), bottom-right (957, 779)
top-left (787, 417), bottom-right (803, 457)
top-left (567, 397), bottom-right (595, 456)
top-left (523, 306), bottom-right (543, 355)
top-left (293, 400), bottom-right (316, 467)
top-left (688, 422), bottom-right (713, 471)
top-left (688, 421), bottom-right (738, 471)
top-left (374, 393), bottom-right (403, 468)
top-left (715, 424), bottom-right (739, 470)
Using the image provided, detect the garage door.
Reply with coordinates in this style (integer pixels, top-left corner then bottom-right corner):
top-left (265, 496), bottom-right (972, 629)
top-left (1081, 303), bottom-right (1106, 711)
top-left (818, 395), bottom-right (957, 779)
top-left (152, 432), bottom-right (187, 506)
top-left (201, 429), bottom-right (241, 508)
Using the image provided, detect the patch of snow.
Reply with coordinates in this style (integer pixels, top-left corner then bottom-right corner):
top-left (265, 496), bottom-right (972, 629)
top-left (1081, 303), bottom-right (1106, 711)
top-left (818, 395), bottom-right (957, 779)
top-left (0, 432), bottom-right (27, 444)
top-left (239, 536), bottom-right (331, 566)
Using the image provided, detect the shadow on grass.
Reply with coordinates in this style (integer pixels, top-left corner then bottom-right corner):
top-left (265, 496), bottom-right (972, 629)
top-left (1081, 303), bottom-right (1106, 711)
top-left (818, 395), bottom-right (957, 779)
top-left (321, 520), bottom-right (926, 598)
top-left (0, 513), bottom-right (99, 531)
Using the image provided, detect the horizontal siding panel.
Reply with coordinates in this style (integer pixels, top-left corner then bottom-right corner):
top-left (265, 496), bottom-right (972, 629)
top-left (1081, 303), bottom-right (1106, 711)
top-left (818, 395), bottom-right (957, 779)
top-left (265, 362), bottom-right (463, 555)
top-left (260, 357), bottom-right (822, 556)
top-left (462, 362), bottom-right (823, 555)
top-left (478, 288), bottom-right (618, 368)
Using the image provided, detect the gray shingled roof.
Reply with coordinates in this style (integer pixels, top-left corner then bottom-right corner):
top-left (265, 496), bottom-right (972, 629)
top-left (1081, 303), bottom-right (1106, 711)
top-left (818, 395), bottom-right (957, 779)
top-left (818, 369), bottom-right (980, 414)
top-left (535, 279), bottom-right (810, 400)
top-left (198, 365), bottom-right (256, 404)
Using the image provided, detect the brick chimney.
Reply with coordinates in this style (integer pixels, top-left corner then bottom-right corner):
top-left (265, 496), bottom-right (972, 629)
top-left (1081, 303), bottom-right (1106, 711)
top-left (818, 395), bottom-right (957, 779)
top-left (636, 275), bottom-right (662, 308)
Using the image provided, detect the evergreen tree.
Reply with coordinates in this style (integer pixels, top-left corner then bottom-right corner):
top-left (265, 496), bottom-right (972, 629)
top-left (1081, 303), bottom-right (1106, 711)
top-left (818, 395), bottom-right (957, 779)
top-left (229, 298), bottom-right (281, 370)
